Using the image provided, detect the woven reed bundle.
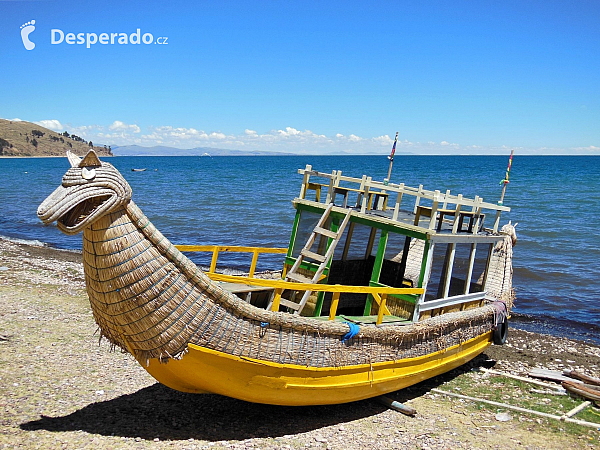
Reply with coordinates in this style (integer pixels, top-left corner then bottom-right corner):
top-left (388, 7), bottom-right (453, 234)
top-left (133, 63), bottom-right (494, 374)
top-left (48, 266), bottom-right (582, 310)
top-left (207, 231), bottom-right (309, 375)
top-left (391, 238), bottom-right (425, 287)
top-left (39, 151), bottom-right (501, 366)
top-left (479, 222), bottom-right (517, 308)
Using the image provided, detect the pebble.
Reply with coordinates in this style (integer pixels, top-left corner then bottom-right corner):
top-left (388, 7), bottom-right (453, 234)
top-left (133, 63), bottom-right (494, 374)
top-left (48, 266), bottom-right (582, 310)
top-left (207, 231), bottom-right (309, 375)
top-left (495, 412), bottom-right (512, 422)
top-left (1, 236), bottom-right (599, 450)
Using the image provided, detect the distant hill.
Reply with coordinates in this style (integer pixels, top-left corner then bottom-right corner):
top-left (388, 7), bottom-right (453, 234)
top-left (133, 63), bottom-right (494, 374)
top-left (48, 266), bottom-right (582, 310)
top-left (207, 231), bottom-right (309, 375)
top-left (0, 119), bottom-right (112, 157)
top-left (112, 145), bottom-right (294, 157)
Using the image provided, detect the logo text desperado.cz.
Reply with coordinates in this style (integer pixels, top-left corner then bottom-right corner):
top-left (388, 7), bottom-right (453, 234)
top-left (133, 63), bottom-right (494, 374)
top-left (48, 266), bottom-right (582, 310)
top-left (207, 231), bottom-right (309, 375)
top-left (51, 29), bottom-right (167, 48)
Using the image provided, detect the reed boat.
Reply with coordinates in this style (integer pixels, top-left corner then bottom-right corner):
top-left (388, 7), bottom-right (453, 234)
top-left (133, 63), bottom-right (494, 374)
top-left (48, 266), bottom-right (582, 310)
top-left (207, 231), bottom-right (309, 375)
top-left (37, 150), bottom-right (516, 406)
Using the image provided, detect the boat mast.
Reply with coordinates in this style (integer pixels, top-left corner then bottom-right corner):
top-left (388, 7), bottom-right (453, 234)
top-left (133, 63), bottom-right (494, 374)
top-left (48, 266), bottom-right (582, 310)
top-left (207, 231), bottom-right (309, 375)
top-left (385, 132), bottom-right (399, 183)
top-left (498, 149), bottom-right (514, 206)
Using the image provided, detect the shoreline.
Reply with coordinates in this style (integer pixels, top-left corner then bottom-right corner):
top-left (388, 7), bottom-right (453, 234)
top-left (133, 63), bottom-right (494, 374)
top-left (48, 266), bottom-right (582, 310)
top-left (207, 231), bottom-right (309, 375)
top-left (1, 236), bottom-right (599, 449)
top-left (0, 155), bottom-right (114, 159)
top-left (2, 234), bottom-right (598, 346)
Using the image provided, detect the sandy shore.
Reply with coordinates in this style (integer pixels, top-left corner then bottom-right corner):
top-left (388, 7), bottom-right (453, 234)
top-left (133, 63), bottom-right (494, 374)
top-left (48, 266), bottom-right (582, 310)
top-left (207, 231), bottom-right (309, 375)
top-left (1, 237), bottom-right (599, 449)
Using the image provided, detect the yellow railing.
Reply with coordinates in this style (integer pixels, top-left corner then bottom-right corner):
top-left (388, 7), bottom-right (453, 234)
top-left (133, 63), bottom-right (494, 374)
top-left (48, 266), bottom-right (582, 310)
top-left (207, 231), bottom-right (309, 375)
top-left (203, 272), bottom-right (424, 325)
top-left (175, 245), bottom-right (288, 277)
top-left (175, 244), bottom-right (424, 324)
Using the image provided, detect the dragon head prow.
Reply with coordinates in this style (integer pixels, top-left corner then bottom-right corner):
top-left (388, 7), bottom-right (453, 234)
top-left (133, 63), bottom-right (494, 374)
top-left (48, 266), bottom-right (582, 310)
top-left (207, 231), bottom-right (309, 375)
top-left (37, 150), bottom-right (132, 235)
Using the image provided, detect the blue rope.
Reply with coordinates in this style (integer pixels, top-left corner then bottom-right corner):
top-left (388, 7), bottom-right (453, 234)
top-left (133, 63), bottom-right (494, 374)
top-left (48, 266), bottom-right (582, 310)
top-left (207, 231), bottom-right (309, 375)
top-left (341, 322), bottom-right (360, 342)
top-left (260, 322), bottom-right (269, 328)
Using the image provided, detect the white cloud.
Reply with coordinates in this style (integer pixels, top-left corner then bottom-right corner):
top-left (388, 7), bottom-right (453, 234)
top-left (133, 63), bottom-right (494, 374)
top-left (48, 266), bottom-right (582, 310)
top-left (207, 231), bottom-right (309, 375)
top-left (25, 118), bottom-right (600, 155)
top-left (109, 120), bottom-right (141, 133)
top-left (372, 135), bottom-right (393, 145)
top-left (277, 127), bottom-right (302, 137)
top-left (34, 119), bottom-right (63, 131)
top-left (570, 145), bottom-right (600, 154)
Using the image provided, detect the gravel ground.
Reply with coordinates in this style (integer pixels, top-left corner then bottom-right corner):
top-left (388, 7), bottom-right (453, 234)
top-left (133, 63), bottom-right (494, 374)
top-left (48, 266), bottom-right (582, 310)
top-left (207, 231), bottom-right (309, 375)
top-left (1, 237), bottom-right (599, 449)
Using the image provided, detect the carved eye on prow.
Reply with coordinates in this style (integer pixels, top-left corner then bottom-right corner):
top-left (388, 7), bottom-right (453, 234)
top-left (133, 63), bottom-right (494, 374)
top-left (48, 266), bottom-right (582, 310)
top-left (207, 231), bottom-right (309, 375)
top-left (68, 150), bottom-right (101, 180)
top-left (82, 167), bottom-right (96, 180)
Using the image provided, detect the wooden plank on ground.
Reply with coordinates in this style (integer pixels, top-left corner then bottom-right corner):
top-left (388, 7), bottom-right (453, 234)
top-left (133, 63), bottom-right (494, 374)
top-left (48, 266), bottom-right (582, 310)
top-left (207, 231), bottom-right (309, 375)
top-left (480, 368), bottom-right (565, 391)
top-left (565, 369), bottom-right (600, 387)
top-left (562, 380), bottom-right (600, 402)
top-left (529, 368), bottom-right (600, 391)
top-left (431, 388), bottom-right (600, 429)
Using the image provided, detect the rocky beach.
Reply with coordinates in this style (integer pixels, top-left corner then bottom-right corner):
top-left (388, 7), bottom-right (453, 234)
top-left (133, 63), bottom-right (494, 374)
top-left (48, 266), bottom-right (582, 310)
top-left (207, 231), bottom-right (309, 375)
top-left (1, 237), bottom-right (599, 449)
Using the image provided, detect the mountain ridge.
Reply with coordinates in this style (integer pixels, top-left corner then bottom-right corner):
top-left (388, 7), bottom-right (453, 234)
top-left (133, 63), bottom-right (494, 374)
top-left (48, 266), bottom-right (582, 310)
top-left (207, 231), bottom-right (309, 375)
top-left (0, 119), bottom-right (112, 157)
top-left (112, 144), bottom-right (295, 156)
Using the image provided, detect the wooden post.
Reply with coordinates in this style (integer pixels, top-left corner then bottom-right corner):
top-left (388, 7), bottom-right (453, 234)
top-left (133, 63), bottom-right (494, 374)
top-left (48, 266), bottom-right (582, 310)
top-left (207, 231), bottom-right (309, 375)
top-left (452, 194), bottom-right (463, 234)
top-left (464, 243), bottom-right (477, 294)
top-left (365, 227), bottom-right (377, 259)
top-left (493, 210), bottom-right (502, 233)
top-left (376, 294), bottom-right (388, 325)
top-left (325, 170), bottom-right (336, 204)
top-left (209, 247), bottom-right (219, 273)
top-left (329, 291), bottom-right (341, 320)
top-left (472, 197), bottom-right (483, 234)
top-left (358, 175), bottom-right (367, 208)
top-left (270, 288), bottom-right (283, 311)
top-left (377, 396), bottom-right (417, 416)
top-left (361, 176), bottom-right (372, 213)
top-left (314, 215), bottom-right (341, 316)
top-left (341, 222), bottom-right (355, 261)
top-left (413, 240), bottom-right (434, 322)
top-left (385, 132), bottom-right (399, 182)
top-left (498, 149), bottom-right (514, 206)
top-left (392, 183), bottom-right (404, 221)
top-left (248, 249), bottom-right (259, 277)
top-left (413, 184), bottom-right (424, 214)
top-left (442, 189), bottom-right (451, 209)
top-left (428, 190), bottom-right (440, 230)
top-left (287, 210), bottom-right (302, 258)
top-left (299, 164), bottom-right (312, 199)
top-left (442, 244), bottom-right (456, 298)
top-left (364, 230), bottom-right (388, 316)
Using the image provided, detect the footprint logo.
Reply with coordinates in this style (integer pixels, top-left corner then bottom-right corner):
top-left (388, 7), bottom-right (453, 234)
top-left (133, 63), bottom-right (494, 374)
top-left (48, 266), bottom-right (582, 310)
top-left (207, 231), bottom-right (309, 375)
top-left (20, 20), bottom-right (36, 50)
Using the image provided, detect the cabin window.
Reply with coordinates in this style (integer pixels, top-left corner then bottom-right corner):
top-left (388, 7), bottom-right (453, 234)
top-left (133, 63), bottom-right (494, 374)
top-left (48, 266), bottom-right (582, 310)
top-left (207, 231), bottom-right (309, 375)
top-left (422, 242), bottom-right (489, 301)
top-left (328, 223), bottom-right (378, 286)
top-left (290, 210), bottom-right (322, 258)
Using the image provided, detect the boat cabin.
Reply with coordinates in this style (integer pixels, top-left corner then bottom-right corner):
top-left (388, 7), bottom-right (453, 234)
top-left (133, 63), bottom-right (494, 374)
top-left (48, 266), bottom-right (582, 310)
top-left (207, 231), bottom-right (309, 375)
top-left (177, 164), bottom-right (512, 326)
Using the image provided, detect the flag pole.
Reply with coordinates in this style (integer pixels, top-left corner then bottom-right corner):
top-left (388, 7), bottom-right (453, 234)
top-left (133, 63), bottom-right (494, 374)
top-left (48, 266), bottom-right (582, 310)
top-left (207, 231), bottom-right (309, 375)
top-left (385, 132), bottom-right (399, 184)
top-left (498, 149), bottom-right (514, 206)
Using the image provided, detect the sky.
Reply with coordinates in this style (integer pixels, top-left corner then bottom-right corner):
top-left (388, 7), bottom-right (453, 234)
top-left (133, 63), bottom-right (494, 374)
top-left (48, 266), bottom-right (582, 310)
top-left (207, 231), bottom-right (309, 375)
top-left (1, 0), bottom-right (599, 155)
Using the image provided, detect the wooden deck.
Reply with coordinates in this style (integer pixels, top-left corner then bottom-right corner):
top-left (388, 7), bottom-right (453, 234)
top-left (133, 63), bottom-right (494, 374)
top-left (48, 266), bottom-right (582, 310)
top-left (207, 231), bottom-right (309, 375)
top-left (297, 164), bottom-right (510, 239)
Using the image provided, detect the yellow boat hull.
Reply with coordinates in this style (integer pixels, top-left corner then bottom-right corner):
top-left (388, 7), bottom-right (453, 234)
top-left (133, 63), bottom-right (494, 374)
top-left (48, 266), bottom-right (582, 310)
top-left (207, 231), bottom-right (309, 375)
top-left (141, 331), bottom-right (492, 405)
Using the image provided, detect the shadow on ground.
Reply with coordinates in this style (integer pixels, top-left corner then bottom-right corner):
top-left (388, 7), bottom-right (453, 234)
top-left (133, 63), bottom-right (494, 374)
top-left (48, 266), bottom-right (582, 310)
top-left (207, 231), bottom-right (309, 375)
top-left (20, 354), bottom-right (495, 442)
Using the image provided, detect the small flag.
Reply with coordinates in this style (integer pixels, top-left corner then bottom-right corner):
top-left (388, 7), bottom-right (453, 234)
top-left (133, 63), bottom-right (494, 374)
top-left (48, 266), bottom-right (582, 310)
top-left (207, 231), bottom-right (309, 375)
top-left (388, 132), bottom-right (399, 161)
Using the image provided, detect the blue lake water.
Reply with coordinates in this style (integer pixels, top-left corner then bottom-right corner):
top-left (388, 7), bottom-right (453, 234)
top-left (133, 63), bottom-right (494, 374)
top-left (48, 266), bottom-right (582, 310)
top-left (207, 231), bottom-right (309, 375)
top-left (1, 155), bottom-right (599, 343)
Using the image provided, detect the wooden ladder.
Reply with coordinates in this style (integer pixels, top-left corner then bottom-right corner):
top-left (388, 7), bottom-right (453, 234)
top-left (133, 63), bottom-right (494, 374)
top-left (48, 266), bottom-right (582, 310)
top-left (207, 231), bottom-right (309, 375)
top-left (272, 203), bottom-right (353, 315)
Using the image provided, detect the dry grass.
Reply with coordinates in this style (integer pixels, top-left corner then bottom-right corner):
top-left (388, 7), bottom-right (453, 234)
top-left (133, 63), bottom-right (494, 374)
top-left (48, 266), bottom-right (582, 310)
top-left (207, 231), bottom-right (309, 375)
top-left (0, 119), bottom-right (112, 157)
